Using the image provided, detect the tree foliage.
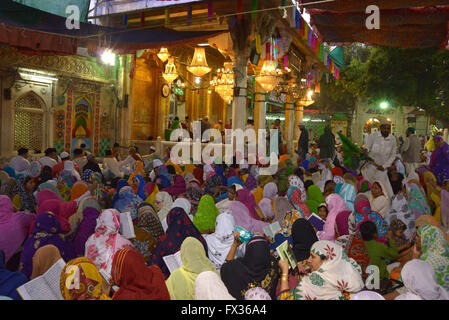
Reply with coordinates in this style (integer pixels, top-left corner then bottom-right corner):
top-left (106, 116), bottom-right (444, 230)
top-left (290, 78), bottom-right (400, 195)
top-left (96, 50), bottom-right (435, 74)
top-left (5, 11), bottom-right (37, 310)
top-left (320, 44), bottom-right (449, 127)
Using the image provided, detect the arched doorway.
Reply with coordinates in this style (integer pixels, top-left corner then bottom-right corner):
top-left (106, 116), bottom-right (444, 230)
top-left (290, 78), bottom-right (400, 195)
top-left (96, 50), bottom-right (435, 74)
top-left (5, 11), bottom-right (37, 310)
top-left (363, 116), bottom-right (394, 135)
top-left (14, 92), bottom-right (45, 153)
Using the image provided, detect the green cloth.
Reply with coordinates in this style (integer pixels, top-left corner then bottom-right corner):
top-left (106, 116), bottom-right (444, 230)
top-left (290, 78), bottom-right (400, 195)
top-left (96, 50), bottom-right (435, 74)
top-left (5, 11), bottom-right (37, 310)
top-left (364, 239), bottom-right (398, 279)
top-left (306, 185), bottom-right (324, 214)
top-left (318, 126), bottom-right (335, 159)
top-left (338, 132), bottom-right (372, 170)
top-left (329, 46), bottom-right (345, 69)
top-left (193, 195), bottom-right (220, 232)
top-left (276, 169), bottom-right (289, 195)
top-left (13, 0), bottom-right (91, 22)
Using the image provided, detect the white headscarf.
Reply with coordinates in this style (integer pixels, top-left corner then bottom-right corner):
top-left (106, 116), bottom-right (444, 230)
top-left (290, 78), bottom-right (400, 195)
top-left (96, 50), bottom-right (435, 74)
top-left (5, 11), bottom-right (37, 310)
top-left (245, 287), bottom-right (272, 300)
top-left (172, 198), bottom-right (192, 216)
top-left (295, 241), bottom-right (364, 300)
top-left (369, 180), bottom-right (391, 218)
top-left (63, 160), bottom-right (81, 180)
top-left (153, 159), bottom-right (163, 168)
top-left (203, 211), bottom-right (235, 271)
top-left (155, 191), bottom-right (173, 222)
top-left (333, 176), bottom-right (345, 185)
top-left (350, 291), bottom-right (385, 300)
top-left (194, 271), bottom-right (235, 300)
top-left (288, 175), bottom-right (307, 202)
top-left (395, 259), bottom-right (449, 300)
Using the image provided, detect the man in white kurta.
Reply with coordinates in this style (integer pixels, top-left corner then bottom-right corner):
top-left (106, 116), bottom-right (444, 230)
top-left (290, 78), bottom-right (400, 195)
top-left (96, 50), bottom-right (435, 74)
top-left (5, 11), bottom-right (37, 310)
top-left (362, 123), bottom-right (396, 198)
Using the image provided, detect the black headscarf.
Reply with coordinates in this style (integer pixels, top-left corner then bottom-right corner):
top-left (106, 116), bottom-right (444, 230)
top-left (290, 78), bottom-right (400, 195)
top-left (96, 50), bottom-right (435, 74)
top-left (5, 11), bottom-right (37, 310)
top-left (291, 218), bottom-right (318, 262)
top-left (220, 236), bottom-right (280, 300)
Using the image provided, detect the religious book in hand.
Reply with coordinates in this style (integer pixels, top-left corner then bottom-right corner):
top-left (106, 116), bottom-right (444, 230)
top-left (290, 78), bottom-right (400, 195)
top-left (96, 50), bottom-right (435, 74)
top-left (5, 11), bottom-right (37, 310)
top-left (307, 213), bottom-right (326, 231)
top-left (276, 240), bottom-right (298, 270)
top-left (263, 221), bottom-right (282, 239)
top-left (17, 258), bottom-right (66, 300)
top-left (120, 211), bottom-right (136, 239)
top-left (162, 250), bottom-right (183, 274)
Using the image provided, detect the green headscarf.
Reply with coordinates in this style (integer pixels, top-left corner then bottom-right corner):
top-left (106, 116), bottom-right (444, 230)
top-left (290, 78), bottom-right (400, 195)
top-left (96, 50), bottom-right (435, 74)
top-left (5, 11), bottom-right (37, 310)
top-left (193, 195), bottom-right (220, 232)
top-left (258, 175), bottom-right (274, 188)
top-left (305, 185), bottom-right (324, 215)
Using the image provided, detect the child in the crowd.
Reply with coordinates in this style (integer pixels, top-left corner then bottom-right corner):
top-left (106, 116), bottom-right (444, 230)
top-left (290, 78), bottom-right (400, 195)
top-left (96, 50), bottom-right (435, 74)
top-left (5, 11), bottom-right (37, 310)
top-left (317, 204), bottom-right (328, 221)
top-left (360, 221), bottom-right (399, 280)
top-left (389, 219), bottom-right (410, 252)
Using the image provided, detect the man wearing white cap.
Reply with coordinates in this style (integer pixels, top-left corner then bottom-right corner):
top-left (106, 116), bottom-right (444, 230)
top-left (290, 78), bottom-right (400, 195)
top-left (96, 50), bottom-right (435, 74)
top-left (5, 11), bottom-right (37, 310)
top-left (52, 151), bottom-right (80, 178)
top-left (149, 159), bottom-right (164, 182)
top-left (362, 120), bottom-right (396, 198)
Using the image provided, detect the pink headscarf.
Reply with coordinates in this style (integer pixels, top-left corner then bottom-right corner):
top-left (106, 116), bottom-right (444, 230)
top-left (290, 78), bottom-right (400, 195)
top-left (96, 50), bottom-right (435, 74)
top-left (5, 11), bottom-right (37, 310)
top-left (335, 210), bottom-right (351, 237)
top-left (30, 198), bottom-right (77, 234)
top-left (228, 201), bottom-right (269, 235)
top-left (162, 175), bottom-right (186, 197)
top-left (237, 189), bottom-right (260, 220)
top-left (258, 183), bottom-right (278, 219)
top-left (37, 189), bottom-right (61, 207)
top-left (318, 194), bottom-right (349, 241)
top-left (0, 195), bottom-right (34, 262)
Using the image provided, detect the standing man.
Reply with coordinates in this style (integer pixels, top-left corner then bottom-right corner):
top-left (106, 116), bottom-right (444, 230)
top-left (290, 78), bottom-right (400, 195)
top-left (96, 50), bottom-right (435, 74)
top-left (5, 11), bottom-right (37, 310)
top-left (400, 127), bottom-right (421, 177)
top-left (297, 122), bottom-right (309, 162)
top-left (362, 121), bottom-right (396, 198)
top-left (318, 125), bottom-right (336, 160)
top-left (10, 147), bottom-right (31, 174)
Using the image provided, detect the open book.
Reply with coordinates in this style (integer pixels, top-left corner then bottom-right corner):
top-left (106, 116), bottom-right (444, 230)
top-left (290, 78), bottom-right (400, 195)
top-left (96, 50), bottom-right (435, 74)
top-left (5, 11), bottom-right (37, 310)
top-left (120, 212), bottom-right (136, 239)
top-left (276, 240), bottom-right (297, 270)
top-left (264, 221), bottom-right (282, 239)
top-left (17, 258), bottom-right (66, 300)
top-left (307, 213), bottom-right (326, 232)
top-left (162, 250), bottom-right (182, 274)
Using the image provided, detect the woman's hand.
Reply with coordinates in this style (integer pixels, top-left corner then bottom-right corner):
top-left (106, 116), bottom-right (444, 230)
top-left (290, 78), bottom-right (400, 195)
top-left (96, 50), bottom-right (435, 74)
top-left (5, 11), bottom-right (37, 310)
top-left (233, 231), bottom-right (242, 246)
top-left (278, 259), bottom-right (290, 275)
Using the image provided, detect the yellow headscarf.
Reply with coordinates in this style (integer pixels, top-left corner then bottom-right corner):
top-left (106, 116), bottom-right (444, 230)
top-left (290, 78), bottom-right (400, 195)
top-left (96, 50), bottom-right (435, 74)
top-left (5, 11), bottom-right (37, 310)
top-left (426, 136), bottom-right (435, 152)
top-left (252, 186), bottom-right (264, 205)
top-left (145, 184), bottom-right (160, 208)
top-left (70, 182), bottom-right (88, 201)
top-left (60, 257), bottom-right (111, 300)
top-left (165, 237), bottom-right (218, 300)
top-left (183, 163), bottom-right (195, 174)
top-left (165, 160), bottom-right (183, 175)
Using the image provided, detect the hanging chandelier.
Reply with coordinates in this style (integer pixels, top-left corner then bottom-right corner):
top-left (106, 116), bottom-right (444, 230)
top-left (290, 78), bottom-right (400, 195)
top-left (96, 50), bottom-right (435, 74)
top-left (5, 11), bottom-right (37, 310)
top-left (162, 57), bottom-right (178, 84)
top-left (210, 62), bottom-right (234, 104)
top-left (187, 47), bottom-right (211, 77)
top-left (255, 60), bottom-right (282, 92)
top-left (157, 47), bottom-right (170, 62)
top-left (297, 89), bottom-right (315, 107)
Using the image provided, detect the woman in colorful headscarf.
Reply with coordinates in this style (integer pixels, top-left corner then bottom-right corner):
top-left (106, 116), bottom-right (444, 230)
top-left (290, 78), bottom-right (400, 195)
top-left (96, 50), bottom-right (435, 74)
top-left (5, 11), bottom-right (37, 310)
top-left (416, 215), bottom-right (449, 243)
top-left (144, 182), bottom-right (159, 208)
top-left (287, 186), bottom-right (311, 219)
top-left (227, 201), bottom-right (269, 235)
top-left (20, 212), bottom-right (75, 279)
top-left (129, 174), bottom-right (146, 201)
top-left (131, 203), bottom-right (164, 263)
top-left (147, 207), bottom-right (208, 279)
top-left (278, 240), bottom-right (364, 300)
top-left (204, 174), bottom-right (223, 199)
top-left (244, 174), bottom-right (258, 191)
top-left (258, 182), bottom-right (278, 220)
top-left (60, 257), bottom-right (112, 300)
top-left (127, 153), bottom-right (146, 183)
top-left (12, 175), bottom-right (36, 212)
top-left (386, 191), bottom-right (416, 241)
top-left (85, 170), bottom-right (111, 209)
top-left (237, 188), bottom-right (264, 220)
top-left (305, 185), bottom-right (325, 215)
top-left (111, 248), bottom-right (170, 300)
top-left (37, 181), bottom-right (61, 199)
top-left (193, 167), bottom-right (204, 186)
top-left (0, 250), bottom-right (28, 300)
top-left (112, 186), bottom-right (143, 221)
top-left (288, 175), bottom-right (307, 200)
top-left (154, 191), bottom-right (173, 222)
top-left (31, 196), bottom-right (77, 235)
top-left (317, 194), bottom-right (350, 242)
top-left (429, 136), bottom-right (449, 185)
top-left (416, 224), bottom-right (449, 291)
top-left (2, 166), bottom-right (16, 179)
top-left (335, 178), bottom-right (357, 213)
top-left (166, 237), bottom-right (218, 300)
top-left (203, 211), bottom-right (236, 271)
top-left (357, 179), bottom-right (371, 194)
top-left (72, 207), bottom-right (101, 258)
top-left (423, 171), bottom-right (442, 221)
top-left (354, 194), bottom-right (389, 244)
top-left (193, 195), bottom-right (220, 233)
top-left (0, 195), bottom-right (34, 264)
top-left (406, 182), bottom-right (432, 219)
top-left (70, 180), bottom-right (88, 200)
top-left (155, 165), bottom-right (172, 189)
top-left (215, 165), bottom-right (227, 187)
top-left (85, 209), bottom-right (134, 282)
top-left (162, 174), bottom-right (186, 198)
top-left (366, 180), bottom-right (391, 218)
top-left (221, 235), bottom-right (280, 300)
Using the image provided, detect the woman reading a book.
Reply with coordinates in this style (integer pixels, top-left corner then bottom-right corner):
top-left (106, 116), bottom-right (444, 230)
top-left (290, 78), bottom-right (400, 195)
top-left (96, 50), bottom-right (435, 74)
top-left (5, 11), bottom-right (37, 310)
top-left (277, 240), bottom-right (364, 300)
top-left (317, 194), bottom-right (350, 242)
top-left (221, 234), bottom-right (280, 300)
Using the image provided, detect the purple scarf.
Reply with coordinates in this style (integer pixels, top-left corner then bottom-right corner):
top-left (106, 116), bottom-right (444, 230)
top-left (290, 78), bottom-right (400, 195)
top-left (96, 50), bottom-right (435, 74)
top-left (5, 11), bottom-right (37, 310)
top-left (72, 208), bottom-right (100, 257)
top-left (162, 175), bottom-right (186, 197)
top-left (430, 141), bottom-right (449, 185)
top-left (20, 213), bottom-right (75, 279)
top-left (237, 189), bottom-right (260, 220)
